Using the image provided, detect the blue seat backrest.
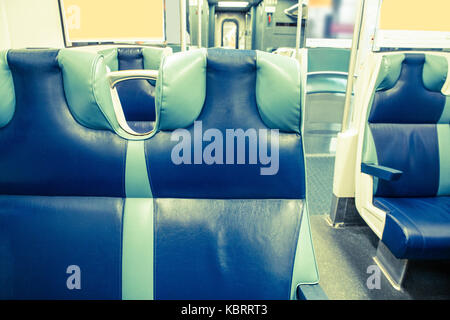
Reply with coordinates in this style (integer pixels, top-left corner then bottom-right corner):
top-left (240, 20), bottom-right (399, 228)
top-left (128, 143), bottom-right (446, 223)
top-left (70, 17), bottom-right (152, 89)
top-left (0, 50), bottom-right (127, 196)
top-left (144, 48), bottom-right (312, 299)
top-left (146, 48), bottom-right (305, 199)
top-left (0, 49), bottom-right (127, 299)
top-left (364, 53), bottom-right (450, 197)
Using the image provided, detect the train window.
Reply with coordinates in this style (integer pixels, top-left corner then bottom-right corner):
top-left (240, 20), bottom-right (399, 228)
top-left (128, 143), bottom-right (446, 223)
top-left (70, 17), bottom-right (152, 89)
top-left (221, 19), bottom-right (239, 49)
top-left (305, 0), bottom-right (357, 47)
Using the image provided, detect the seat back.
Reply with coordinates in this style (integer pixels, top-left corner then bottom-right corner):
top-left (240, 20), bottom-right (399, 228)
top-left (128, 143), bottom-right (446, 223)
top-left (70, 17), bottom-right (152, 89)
top-left (0, 49), bottom-right (128, 299)
top-left (362, 53), bottom-right (450, 197)
top-left (144, 48), bottom-right (318, 299)
top-left (101, 46), bottom-right (171, 133)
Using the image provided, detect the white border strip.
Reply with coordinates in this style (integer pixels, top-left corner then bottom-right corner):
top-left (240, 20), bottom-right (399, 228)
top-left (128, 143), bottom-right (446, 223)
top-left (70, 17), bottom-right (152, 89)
top-left (306, 38), bottom-right (352, 49)
top-left (374, 30), bottom-right (450, 49)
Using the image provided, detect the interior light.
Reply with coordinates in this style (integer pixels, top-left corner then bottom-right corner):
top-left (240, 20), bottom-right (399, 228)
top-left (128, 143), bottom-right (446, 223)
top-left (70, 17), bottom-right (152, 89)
top-left (217, 1), bottom-right (249, 8)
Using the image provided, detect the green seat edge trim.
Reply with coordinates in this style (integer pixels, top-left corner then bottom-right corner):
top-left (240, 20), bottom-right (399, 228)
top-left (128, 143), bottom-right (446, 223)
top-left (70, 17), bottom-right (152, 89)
top-left (290, 202), bottom-right (320, 300)
top-left (437, 124), bottom-right (450, 196)
top-left (122, 198), bottom-right (154, 300)
top-left (0, 50), bottom-right (15, 128)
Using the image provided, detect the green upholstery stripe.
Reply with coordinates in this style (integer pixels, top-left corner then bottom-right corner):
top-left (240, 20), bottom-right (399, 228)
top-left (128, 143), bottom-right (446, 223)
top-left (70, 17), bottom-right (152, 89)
top-left (362, 126), bottom-right (379, 193)
top-left (122, 198), bottom-right (154, 300)
top-left (58, 49), bottom-right (121, 132)
top-left (156, 49), bottom-right (207, 130)
top-left (125, 140), bottom-right (152, 198)
top-left (0, 50), bottom-right (15, 128)
top-left (438, 124), bottom-right (450, 196)
top-left (439, 97), bottom-right (450, 124)
top-left (290, 203), bottom-right (319, 300)
top-left (256, 51), bottom-right (301, 133)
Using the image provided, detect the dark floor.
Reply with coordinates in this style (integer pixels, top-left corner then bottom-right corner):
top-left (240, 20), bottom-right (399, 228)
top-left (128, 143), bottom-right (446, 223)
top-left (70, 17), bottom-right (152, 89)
top-left (310, 215), bottom-right (450, 300)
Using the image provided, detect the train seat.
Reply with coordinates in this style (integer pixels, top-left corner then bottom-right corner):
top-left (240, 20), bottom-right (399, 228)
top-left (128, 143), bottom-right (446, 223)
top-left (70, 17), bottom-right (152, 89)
top-left (100, 46), bottom-right (171, 133)
top-left (360, 53), bottom-right (450, 261)
top-left (144, 48), bottom-right (320, 299)
top-left (0, 49), bottom-right (130, 299)
top-left (306, 47), bottom-right (350, 94)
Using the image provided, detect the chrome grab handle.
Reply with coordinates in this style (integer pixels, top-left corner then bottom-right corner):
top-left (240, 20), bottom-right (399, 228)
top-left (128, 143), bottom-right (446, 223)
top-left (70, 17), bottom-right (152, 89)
top-left (107, 70), bottom-right (158, 89)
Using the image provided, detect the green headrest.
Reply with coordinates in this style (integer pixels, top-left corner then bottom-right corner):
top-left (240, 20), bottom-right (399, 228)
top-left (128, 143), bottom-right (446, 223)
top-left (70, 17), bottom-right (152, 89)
top-left (58, 49), bottom-right (121, 132)
top-left (156, 49), bottom-right (302, 133)
top-left (0, 49), bottom-right (122, 133)
top-left (376, 53), bottom-right (448, 92)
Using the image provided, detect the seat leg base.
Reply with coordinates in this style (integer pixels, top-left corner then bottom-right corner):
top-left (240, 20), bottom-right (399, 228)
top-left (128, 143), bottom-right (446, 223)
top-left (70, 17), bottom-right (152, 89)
top-left (373, 241), bottom-right (408, 291)
top-left (327, 194), bottom-right (364, 228)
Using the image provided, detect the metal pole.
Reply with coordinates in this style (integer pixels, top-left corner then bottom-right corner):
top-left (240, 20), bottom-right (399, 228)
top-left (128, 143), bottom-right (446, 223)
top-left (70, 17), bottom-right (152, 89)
top-left (341, 0), bottom-right (365, 132)
top-left (180, 0), bottom-right (187, 51)
top-left (208, 4), bottom-right (215, 47)
top-left (198, 0), bottom-right (202, 47)
top-left (295, 1), bottom-right (303, 58)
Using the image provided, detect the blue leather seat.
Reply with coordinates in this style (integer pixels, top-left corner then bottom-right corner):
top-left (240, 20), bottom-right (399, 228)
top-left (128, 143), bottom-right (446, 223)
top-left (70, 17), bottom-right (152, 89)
top-left (307, 48), bottom-right (349, 94)
top-left (100, 47), bottom-right (171, 133)
top-left (0, 49), bottom-right (129, 299)
top-left (361, 53), bottom-right (450, 260)
top-left (0, 48), bottom-right (319, 300)
top-left (144, 48), bottom-right (319, 299)
top-left (374, 197), bottom-right (450, 259)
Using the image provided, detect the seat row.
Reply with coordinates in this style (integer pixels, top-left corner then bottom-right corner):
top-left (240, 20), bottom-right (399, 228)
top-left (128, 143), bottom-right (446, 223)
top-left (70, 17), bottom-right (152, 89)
top-left (0, 47), bottom-right (319, 299)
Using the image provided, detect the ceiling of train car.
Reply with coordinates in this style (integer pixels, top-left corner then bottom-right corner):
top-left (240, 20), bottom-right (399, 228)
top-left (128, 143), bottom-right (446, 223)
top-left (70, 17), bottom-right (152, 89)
top-left (208, 0), bottom-right (261, 12)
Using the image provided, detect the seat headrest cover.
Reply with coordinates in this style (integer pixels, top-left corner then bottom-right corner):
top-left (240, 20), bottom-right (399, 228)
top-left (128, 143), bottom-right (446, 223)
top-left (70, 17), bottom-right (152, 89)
top-left (156, 48), bottom-right (207, 130)
top-left (57, 49), bottom-right (120, 131)
top-left (156, 48), bottom-right (301, 133)
top-left (0, 50), bottom-right (15, 128)
top-left (256, 51), bottom-right (301, 133)
top-left (422, 54), bottom-right (448, 92)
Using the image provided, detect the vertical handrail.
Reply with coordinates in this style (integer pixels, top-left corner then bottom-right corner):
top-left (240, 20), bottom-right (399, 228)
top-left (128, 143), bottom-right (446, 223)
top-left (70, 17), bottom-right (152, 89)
top-left (295, 0), bottom-right (303, 58)
top-left (180, 0), bottom-right (187, 51)
top-left (341, 0), bottom-right (365, 132)
top-left (198, 0), bottom-right (202, 47)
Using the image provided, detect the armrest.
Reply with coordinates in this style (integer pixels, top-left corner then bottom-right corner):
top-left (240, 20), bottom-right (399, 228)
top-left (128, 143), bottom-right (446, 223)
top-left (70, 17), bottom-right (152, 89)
top-left (361, 163), bottom-right (403, 181)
